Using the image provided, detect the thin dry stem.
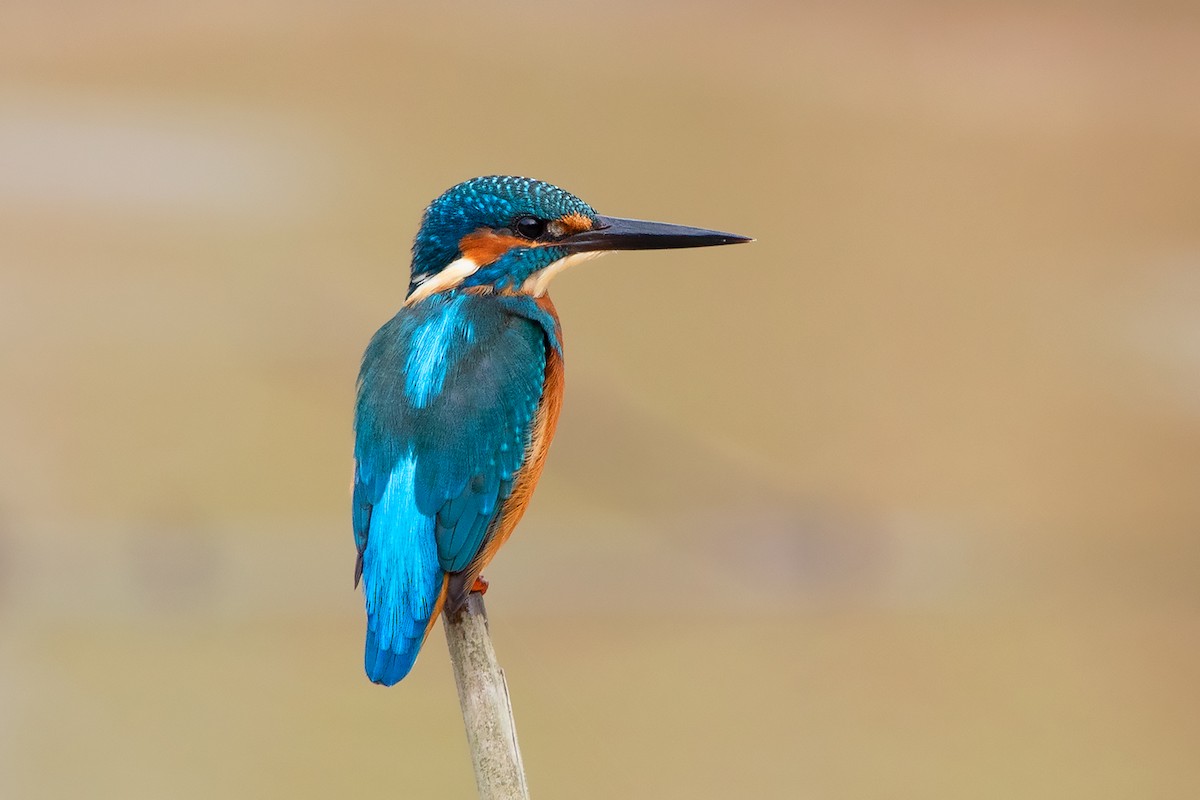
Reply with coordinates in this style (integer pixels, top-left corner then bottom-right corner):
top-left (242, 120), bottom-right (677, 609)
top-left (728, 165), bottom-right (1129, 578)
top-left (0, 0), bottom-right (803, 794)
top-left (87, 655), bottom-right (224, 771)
top-left (442, 593), bottom-right (529, 800)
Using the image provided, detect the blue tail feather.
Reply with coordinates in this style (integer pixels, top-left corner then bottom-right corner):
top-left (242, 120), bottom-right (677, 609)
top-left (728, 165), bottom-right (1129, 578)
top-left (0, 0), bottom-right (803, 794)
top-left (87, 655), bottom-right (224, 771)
top-left (358, 455), bottom-right (443, 686)
top-left (365, 626), bottom-right (422, 686)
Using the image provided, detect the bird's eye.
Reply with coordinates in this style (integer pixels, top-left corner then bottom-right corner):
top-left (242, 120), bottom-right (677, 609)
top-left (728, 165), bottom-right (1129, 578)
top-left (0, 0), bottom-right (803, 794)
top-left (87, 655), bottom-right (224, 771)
top-left (513, 216), bottom-right (546, 240)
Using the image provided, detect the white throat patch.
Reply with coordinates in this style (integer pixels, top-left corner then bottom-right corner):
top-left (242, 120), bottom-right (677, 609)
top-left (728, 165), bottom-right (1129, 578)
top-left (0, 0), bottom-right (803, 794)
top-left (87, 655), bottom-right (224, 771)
top-left (521, 250), bottom-right (610, 297)
top-left (404, 257), bottom-right (479, 306)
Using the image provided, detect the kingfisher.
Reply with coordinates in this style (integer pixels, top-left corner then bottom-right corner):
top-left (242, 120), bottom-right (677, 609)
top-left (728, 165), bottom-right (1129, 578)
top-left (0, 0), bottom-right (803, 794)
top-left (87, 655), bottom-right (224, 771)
top-left (353, 176), bottom-right (750, 685)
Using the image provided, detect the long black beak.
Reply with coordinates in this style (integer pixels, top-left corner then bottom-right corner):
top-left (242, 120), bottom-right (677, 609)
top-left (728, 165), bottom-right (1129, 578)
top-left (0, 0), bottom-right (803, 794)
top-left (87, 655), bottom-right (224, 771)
top-left (563, 215), bottom-right (752, 252)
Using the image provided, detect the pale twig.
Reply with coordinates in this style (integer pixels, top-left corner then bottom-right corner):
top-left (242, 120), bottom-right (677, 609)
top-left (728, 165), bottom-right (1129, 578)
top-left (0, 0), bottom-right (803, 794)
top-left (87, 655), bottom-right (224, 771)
top-left (442, 593), bottom-right (530, 800)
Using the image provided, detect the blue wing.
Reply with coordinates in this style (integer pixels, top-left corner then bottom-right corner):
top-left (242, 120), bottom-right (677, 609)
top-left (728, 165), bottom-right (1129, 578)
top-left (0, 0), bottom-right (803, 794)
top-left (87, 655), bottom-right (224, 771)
top-left (353, 292), bottom-right (553, 684)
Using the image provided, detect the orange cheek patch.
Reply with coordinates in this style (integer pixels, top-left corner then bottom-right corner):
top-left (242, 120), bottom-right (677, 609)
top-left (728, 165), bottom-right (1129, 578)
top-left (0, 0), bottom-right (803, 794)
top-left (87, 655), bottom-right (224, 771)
top-left (458, 230), bottom-right (533, 267)
top-left (459, 216), bottom-right (591, 267)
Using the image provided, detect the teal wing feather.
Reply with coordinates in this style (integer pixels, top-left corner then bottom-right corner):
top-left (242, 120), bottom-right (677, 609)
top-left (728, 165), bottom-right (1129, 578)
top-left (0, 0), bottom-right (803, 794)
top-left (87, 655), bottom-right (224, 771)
top-left (410, 307), bottom-right (546, 572)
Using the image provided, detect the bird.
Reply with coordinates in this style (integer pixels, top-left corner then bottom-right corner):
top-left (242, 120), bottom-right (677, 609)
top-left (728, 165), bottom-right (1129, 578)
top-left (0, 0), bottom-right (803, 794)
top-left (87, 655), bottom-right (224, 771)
top-left (353, 175), bottom-right (750, 685)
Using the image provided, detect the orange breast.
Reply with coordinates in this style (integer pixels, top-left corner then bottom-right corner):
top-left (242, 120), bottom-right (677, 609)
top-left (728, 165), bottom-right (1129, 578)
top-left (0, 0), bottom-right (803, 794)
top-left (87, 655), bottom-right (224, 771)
top-left (475, 297), bottom-right (563, 565)
top-left (450, 295), bottom-right (564, 606)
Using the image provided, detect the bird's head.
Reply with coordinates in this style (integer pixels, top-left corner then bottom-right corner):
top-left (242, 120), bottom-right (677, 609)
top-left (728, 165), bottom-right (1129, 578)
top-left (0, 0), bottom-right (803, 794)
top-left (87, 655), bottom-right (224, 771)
top-left (405, 175), bottom-right (750, 304)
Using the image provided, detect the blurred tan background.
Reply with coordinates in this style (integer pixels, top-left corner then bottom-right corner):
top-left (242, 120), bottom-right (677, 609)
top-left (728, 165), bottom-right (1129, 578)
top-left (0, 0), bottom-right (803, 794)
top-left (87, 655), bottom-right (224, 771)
top-left (2, 1), bottom-right (1199, 797)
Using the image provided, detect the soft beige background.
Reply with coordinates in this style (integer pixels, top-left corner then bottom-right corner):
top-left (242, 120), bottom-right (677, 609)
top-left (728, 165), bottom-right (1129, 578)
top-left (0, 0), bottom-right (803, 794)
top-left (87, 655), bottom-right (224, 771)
top-left (2, 1), bottom-right (1198, 797)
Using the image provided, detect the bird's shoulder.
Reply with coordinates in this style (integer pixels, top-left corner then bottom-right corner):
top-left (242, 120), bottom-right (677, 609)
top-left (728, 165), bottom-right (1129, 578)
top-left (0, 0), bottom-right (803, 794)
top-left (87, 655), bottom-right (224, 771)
top-left (360, 291), bottom-right (558, 374)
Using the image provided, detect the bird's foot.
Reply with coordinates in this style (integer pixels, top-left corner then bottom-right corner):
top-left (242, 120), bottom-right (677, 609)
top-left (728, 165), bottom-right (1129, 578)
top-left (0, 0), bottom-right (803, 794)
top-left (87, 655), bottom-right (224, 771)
top-left (470, 575), bottom-right (489, 595)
